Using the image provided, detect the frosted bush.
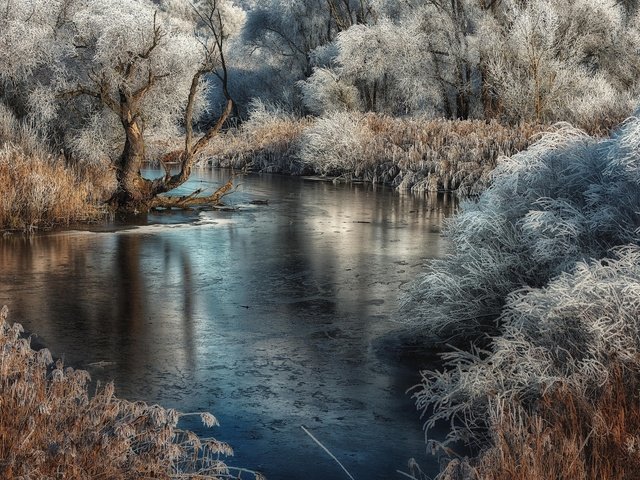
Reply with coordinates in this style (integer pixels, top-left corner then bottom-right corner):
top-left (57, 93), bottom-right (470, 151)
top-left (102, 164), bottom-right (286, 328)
top-left (414, 246), bottom-right (640, 446)
top-left (297, 111), bottom-right (377, 175)
top-left (299, 68), bottom-right (361, 115)
top-left (402, 119), bottom-right (640, 344)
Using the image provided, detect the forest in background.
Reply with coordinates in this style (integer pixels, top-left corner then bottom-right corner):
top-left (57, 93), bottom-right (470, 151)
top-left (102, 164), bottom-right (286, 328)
top-left (3, 0), bottom-right (640, 225)
top-left (2, 1), bottom-right (640, 479)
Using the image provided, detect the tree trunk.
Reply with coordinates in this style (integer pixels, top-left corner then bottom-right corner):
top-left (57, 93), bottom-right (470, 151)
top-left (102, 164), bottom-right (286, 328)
top-left (109, 98), bottom-right (234, 212)
top-left (110, 117), bottom-right (154, 209)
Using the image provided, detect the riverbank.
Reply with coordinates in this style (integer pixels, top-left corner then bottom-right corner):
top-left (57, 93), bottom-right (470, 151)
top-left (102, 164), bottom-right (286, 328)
top-left (0, 305), bottom-right (261, 479)
top-left (1, 113), bottom-right (545, 232)
top-left (203, 111), bottom-right (552, 196)
top-left (0, 108), bottom-right (112, 233)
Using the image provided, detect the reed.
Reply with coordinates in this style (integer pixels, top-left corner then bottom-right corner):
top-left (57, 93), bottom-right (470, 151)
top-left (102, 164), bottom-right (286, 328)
top-left (473, 368), bottom-right (640, 480)
top-left (205, 109), bottom-right (551, 195)
top-left (0, 305), bottom-right (261, 479)
top-left (203, 100), bottom-right (312, 174)
top-left (0, 106), bottom-right (113, 232)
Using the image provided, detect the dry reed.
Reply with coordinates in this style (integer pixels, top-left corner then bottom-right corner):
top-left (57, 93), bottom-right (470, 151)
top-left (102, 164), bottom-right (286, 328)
top-left (202, 104), bottom-right (312, 173)
top-left (439, 365), bottom-right (640, 480)
top-left (204, 110), bottom-right (551, 195)
top-left (0, 106), bottom-right (114, 232)
top-left (0, 305), bottom-right (261, 479)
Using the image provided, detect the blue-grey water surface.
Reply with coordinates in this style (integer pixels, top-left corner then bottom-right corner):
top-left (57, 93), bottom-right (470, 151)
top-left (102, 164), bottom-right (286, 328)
top-left (0, 169), bottom-right (454, 479)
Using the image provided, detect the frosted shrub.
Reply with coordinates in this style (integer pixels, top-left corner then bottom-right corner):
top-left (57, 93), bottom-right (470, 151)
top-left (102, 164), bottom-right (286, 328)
top-left (402, 119), bottom-right (640, 344)
top-left (414, 246), bottom-right (640, 449)
top-left (298, 111), bottom-right (379, 176)
top-left (299, 68), bottom-right (361, 115)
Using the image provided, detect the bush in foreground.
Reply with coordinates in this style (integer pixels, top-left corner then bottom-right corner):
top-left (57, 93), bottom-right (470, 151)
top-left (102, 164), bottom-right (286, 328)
top-left (404, 115), bottom-right (640, 479)
top-left (402, 119), bottom-right (640, 344)
top-left (420, 248), bottom-right (640, 480)
top-left (0, 306), bottom-right (261, 479)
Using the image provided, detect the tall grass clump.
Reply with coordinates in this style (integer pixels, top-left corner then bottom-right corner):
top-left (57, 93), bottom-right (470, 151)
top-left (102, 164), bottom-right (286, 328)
top-left (402, 118), bottom-right (640, 344)
top-left (204, 99), bottom-right (311, 173)
top-left (297, 112), bottom-right (548, 194)
top-left (0, 105), bottom-right (113, 231)
top-left (416, 248), bottom-right (640, 480)
top-left (0, 305), bottom-right (261, 479)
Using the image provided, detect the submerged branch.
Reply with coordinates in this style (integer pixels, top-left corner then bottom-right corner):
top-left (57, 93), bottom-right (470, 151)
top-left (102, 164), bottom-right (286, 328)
top-left (149, 176), bottom-right (235, 210)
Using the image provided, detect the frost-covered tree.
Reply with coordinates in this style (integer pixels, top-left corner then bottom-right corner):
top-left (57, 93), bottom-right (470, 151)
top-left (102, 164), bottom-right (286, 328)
top-left (234, 0), bottom-right (374, 111)
top-left (1, 0), bottom-right (245, 209)
top-left (300, 0), bottom-right (487, 117)
top-left (480, 0), bottom-right (640, 125)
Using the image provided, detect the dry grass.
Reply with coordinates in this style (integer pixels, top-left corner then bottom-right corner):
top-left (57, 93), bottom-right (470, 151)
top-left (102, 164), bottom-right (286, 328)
top-left (357, 114), bottom-right (549, 195)
top-left (438, 365), bottom-right (640, 480)
top-left (202, 103), bottom-right (312, 173)
top-left (0, 305), bottom-right (261, 479)
top-left (204, 109), bottom-right (551, 195)
top-left (0, 145), bottom-right (113, 232)
top-left (0, 106), bottom-right (114, 232)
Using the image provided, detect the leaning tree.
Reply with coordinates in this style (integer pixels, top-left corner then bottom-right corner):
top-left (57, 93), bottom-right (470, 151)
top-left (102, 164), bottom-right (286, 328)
top-left (0, 0), bottom-right (245, 210)
top-left (65, 0), bottom-right (246, 209)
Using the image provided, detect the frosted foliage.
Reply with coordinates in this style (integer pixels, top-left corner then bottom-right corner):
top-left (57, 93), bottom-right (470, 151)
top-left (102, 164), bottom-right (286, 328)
top-left (297, 112), bottom-right (376, 174)
top-left (70, 113), bottom-right (124, 165)
top-left (481, 0), bottom-right (639, 123)
top-left (161, 0), bottom-right (246, 37)
top-left (402, 119), bottom-right (640, 344)
top-left (0, 0), bottom-right (243, 160)
top-left (246, 98), bottom-right (295, 125)
top-left (299, 68), bottom-right (361, 115)
top-left (302, 17), bottom-right (445, 114)
top-left (308, 43), bottom-right (339, 68)
top-left (337, 23), bottom-right (395, 82)
top-left (0, 0), bottom-right (62, 81)
top-left (415, 247), bottom-right (640, 446)
top-left (72, 1), bottom-right (203, 111)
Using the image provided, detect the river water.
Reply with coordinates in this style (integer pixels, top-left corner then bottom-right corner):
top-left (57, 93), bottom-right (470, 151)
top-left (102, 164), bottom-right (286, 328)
top-left (0, 169), bottom-right (454, 479)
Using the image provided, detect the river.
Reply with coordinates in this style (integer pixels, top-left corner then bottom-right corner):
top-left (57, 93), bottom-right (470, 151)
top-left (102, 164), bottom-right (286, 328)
top-left (0, 168), bottom-right (455, 480)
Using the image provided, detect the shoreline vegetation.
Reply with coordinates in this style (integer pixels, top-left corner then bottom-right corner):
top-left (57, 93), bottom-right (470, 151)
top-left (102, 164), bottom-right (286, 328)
top-left (3, 1), bottom-right (640, 478)
top-left (0, 305), bottom-right (262, 480)
top-left (404, 115), bottom-right (640, 479)
top-left (203, 108), bottom-right (554, 196)
top-left (0, 103), bottom-right (575, 233)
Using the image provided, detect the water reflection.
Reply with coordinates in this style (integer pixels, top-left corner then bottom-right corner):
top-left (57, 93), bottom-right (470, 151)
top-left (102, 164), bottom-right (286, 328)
top-left (0, 170), bottom-right (456, 480)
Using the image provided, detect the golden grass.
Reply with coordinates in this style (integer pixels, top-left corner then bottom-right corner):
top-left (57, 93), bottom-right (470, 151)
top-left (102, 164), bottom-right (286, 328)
top-left (203, 115), bottom-right (312, 173)
top-left (0, 305), bottom-right (261, 479)
top-left (475, 369), bottom-right (640, 480)
top-left (0, 145), bottom-right (114, 232)
top-left (358, 114), bottom-right (550, 195)
top-left (0, 107), bottom-right (114, 232)
top-left (437, 364), bottom-right (640, 480)
top-left (203, 112), bottom-right (552, 195)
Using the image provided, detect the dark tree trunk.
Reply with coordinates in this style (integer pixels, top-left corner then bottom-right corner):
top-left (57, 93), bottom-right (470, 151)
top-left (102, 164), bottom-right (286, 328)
top-left (111, 117), bottom-right (153, 208)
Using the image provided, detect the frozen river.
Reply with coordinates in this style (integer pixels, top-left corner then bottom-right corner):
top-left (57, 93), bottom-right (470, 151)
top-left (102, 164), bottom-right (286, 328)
top-left (0, 169), bottom-right (454, 479)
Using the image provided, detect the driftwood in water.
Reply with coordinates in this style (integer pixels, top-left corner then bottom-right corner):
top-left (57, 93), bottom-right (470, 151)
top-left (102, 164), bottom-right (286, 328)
top-left (150, 177), bottom-right (235, 210)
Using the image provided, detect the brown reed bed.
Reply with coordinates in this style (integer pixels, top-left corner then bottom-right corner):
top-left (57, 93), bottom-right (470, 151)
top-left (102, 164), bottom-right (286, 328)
top-left (0, 106), bottom-right (113, 232)
top-left (0, 145), bottom-right (113, 232)
top-left (439, 365), bottom-right (640, 480)
top-left (204, 111), bottom-right (552, 195)
top-left (0, 305), bottom-right (261, 479)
